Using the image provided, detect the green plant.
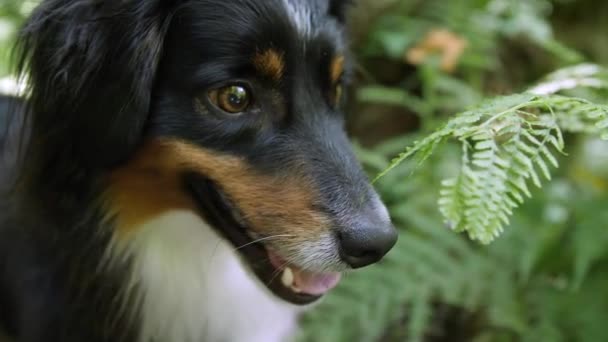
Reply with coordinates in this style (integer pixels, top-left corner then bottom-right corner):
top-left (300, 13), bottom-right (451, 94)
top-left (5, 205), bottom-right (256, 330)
top-left (375, 64), bottom-right (608, 243)
top-left (0, 1), bottom-right (35, 77)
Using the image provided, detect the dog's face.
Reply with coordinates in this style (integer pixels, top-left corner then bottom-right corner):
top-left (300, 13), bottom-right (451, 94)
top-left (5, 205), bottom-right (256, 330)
top-left (142, 0), bottom-right (396, 304)
top-left (20, 0), bottom-right (397, 306)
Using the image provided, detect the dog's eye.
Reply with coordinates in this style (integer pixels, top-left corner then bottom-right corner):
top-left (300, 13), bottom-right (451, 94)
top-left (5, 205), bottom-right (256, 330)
top-left (209, 85), bottom-right (252, 114)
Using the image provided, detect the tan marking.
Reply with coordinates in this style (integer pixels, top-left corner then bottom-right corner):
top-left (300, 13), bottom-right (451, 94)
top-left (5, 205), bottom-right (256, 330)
top-left (107, 139), bottom-right (328, 242)
top-left (330, 55), bottom-right (345, 84)
top-left (253, 49), bottom-right (285, 81)
top-left (106, 149), bottom-right (195, 231)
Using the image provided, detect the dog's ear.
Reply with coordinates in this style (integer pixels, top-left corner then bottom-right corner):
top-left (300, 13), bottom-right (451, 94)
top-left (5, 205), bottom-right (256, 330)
top-left (16, 0), bottom-right (175, 168)
top-left (328, 0), bottom-right (355, 23)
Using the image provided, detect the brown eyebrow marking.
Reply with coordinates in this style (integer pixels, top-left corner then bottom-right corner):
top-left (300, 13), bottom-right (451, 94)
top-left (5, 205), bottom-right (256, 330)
top-left (330, 55), bottom-right (345, 84)
top-left (253, 49), bottom-right (285, 81)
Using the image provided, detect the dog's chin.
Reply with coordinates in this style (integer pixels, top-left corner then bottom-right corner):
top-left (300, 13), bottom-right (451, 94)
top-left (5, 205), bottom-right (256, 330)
top-left (184, 173), bottom-right (341, 306)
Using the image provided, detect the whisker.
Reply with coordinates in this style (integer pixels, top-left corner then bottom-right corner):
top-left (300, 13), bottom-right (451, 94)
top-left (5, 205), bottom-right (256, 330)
top-left (235, 234), bottom-right (294, 250)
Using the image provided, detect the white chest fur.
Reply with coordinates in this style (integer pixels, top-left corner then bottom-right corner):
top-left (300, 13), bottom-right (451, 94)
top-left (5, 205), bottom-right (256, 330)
top-left (118, 211), bottom-right (302, 342)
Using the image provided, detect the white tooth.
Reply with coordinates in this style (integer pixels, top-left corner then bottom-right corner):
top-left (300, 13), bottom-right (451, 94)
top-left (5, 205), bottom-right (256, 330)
top-left (291, 286), bottom-right (302, 294)
top-left (281, 267), bottom-right (294, 288)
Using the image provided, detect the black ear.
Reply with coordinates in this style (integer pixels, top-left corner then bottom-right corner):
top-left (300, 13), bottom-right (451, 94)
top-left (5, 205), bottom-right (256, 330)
top-left (16, 0), bottom-right (174, 168)
top-left (328, 0), bottom-right (355, 22)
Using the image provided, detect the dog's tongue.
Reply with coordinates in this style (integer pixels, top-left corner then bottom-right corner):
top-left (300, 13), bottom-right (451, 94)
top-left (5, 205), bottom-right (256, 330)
top-left (268, 251), bottom-right (341, 296)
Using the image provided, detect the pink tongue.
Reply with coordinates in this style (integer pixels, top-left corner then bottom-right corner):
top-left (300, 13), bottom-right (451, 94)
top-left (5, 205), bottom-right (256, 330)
top-left (268, 251), bottom-right (341, 296)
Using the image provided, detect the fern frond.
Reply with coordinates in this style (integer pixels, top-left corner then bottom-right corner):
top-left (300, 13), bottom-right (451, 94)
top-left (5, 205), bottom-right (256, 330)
top-left (376, 76), bottom-right (608, 243)
top-left (440, 109), bottom-right (563, 243)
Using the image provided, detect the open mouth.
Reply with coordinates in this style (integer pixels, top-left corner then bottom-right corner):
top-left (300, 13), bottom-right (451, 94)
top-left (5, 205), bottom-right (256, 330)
top-left (185, 173), bottom-right (341, 305)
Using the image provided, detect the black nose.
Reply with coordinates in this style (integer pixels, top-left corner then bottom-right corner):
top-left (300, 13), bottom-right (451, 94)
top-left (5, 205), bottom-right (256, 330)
top-left (339, 221), bottom-right (398, 269)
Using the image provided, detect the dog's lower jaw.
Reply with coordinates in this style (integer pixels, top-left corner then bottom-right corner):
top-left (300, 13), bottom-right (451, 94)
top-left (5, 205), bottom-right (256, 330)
top-left (110, 211), bottom-right (303, 342)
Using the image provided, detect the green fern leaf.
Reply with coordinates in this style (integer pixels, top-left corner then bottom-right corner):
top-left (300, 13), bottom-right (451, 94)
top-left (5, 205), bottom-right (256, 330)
top-left (376, 73), bottom-right (608, 242)
top-left (372, 129), bottom-right (453, 183)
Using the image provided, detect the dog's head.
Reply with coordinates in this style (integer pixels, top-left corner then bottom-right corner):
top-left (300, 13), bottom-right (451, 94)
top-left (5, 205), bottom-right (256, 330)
top-left (18, 0), bottom-right (397, 305)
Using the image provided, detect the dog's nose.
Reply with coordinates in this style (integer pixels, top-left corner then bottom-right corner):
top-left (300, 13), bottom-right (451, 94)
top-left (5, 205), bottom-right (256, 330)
top-left (339, 207), bottom-right (398, 269)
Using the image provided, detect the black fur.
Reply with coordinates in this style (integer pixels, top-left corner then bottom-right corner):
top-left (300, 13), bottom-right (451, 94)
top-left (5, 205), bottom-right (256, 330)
top-left (1, 0), bottom-right (394, 341)
top-left (15, 0), bottom-right (172, 170)
top-left (1, 92), bottom-right (139, 341)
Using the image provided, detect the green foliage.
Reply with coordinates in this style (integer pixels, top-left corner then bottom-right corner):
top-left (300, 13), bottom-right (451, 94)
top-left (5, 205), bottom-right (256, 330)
top-left (374, 65), bottom-right (608, 243)
top-left (387, 100), bottom-right (595, 243)
top-left (0, 1), bottom-right (35, 77)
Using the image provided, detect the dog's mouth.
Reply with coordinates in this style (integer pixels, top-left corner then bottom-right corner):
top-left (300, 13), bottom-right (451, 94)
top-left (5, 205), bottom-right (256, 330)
top-left (185, 174), bottom-right (341, 305)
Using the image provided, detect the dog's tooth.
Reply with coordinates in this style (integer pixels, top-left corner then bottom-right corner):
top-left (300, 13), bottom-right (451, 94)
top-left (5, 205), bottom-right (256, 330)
top-left (291, 286), bottom-right (302, 294)
top-left (281, 267), bottom-right (294, 288)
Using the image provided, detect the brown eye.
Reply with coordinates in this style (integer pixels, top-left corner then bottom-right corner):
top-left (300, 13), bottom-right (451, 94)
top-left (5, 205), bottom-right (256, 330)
top-left (209, 85), bottom-right (252, 114)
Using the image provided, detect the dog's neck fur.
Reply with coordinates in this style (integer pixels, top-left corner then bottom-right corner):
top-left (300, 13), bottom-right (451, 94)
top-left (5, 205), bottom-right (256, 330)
top-left (114, 211), bottom-right (301, 342)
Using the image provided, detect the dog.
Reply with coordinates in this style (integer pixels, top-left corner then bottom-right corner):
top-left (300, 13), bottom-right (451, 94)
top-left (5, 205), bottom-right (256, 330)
top-left (0, 0), bottom-right (398, 341)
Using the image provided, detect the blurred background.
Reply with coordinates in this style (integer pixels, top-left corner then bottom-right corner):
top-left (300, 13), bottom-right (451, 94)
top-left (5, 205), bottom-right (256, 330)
top-left (2, 0), bottom-right (608, 341)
